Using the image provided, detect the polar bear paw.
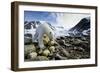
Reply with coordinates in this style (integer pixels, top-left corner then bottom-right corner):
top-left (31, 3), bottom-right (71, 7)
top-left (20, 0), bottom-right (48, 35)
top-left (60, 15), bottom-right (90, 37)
top-left (38, 45), bottom-right (46, 54)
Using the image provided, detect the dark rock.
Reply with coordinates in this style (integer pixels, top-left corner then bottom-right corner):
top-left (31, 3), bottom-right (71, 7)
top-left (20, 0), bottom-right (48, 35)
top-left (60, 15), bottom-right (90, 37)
top-left (74, 47), bottom-right (85, 52)
top-left (60, 36), bottom-right (65, 40)
top-left (57, 40), bottom-right (66, 45)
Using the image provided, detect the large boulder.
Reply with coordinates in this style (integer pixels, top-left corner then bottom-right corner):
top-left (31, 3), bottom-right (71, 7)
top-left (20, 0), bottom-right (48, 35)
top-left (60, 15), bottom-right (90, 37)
top-left (49, 46), bottom-right (55, 52)
top-left (24, 45), bottom-right (36, 55)
top-left (28, 52), bottom-right (37, 59)
top-left (42, 49), bottom-right (50, 56)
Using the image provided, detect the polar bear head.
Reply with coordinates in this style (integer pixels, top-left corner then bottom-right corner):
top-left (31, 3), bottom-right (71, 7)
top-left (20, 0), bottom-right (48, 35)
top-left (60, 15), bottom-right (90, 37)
top-left (33, 21), bottom-right (55, 49)
top-left (42, 22), bottom-right (55, 41)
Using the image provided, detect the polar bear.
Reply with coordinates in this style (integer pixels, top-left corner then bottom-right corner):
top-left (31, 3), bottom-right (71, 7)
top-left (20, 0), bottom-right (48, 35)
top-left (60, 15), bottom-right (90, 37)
top-left (32, 22), bottom-right (54, 49)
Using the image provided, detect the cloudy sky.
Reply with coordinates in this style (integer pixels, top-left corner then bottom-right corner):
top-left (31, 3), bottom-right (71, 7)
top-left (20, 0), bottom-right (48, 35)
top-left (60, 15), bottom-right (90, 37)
top-left (24, 11), bottom-right (57, 24)
top-left (24, 11), bottom-right (90, 30)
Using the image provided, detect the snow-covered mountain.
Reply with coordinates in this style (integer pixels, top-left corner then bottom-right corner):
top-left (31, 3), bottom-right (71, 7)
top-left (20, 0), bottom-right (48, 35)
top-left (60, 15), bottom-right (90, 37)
top-left (68, 17), bottom-right (90, 36)
top-left (24, 17), bottom-right (90, 40)
top-left (24, 21), bottom-right (68, 39)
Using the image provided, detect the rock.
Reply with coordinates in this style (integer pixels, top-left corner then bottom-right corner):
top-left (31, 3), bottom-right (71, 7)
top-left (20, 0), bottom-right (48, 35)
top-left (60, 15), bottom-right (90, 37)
top-left (50, 41), bottom-right (55, 45)
top-left (77, 39), bottom-right (83, 43)
top-left (29, 52), bottom-right (37, 59)
top-left (58, 40), bottom-right (66, 45)
top-left (72, 39), bottom-right (82, 46)
top-left (81, 37), bottom-right (87, 41)
top-left (56, 53), bottom-right (67, 60)
top-left (60, 36), bottom-right (65, 40)
top-left (56, 38), bottom-right (60, 40)
top-left (49, 52), bottom-right (54, 56)
top-left (49, 46), bottom-right (55, 52)
top-left (65, 43), bottom-right (72, 47)
top-left (38, 49), bottom-right (43, 54)
top-left (74, 47), bottom-right (85, 52)
top-left (73, 47), bottom-right (77, 50)
top-left (48, 40), bottom-right (58, 46)
top-left (48, 40), bottom-right (55, 46)
top-left (24, 44), bottom-right (36, 55)
top-left (42, 49), bottom-right (50, 56)
top-left (78, 47), bottom-right (85, 52)
top-left (35, 56), bottom-right (49, 61)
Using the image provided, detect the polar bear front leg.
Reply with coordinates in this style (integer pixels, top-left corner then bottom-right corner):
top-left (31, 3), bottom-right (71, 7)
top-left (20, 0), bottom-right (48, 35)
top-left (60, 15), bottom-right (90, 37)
top-left (38, 32), bottom-right (45, 49)
top-left (38, 32), bottom-right (45, 54)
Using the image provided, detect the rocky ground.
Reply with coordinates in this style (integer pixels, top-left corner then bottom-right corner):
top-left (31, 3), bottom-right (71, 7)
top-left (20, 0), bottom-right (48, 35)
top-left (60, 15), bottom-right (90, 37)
top-left (24, 36), bottom-right (90, 61)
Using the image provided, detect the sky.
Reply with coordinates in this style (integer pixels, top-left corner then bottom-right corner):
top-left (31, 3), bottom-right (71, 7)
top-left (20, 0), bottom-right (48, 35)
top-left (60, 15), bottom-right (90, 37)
top-left (24, 11), bottom-right (90, 30)
top-left (24, 11), bottom-right (57, 24)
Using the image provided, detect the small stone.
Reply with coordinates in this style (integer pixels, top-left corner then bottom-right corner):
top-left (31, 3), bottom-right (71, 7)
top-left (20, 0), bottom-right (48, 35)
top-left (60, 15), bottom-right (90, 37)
top-left (42, 49), bottom-right (50, 56)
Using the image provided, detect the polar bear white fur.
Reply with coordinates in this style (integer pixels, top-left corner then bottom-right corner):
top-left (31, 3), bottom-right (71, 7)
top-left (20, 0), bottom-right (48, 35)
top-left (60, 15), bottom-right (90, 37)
top-left (32, 22), bottom-right (54, 49)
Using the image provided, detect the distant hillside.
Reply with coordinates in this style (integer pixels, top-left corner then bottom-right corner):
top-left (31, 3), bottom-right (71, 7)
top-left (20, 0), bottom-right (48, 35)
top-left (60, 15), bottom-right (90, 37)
top-left (69, 17), bottom-right (90, 32)
top-left (68, 17), bottom-right (90, 36)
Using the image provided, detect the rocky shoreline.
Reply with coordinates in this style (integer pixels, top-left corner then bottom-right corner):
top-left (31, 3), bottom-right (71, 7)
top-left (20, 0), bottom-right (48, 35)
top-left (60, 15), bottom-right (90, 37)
top-left (24, 36), bottom-right (90, 61)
